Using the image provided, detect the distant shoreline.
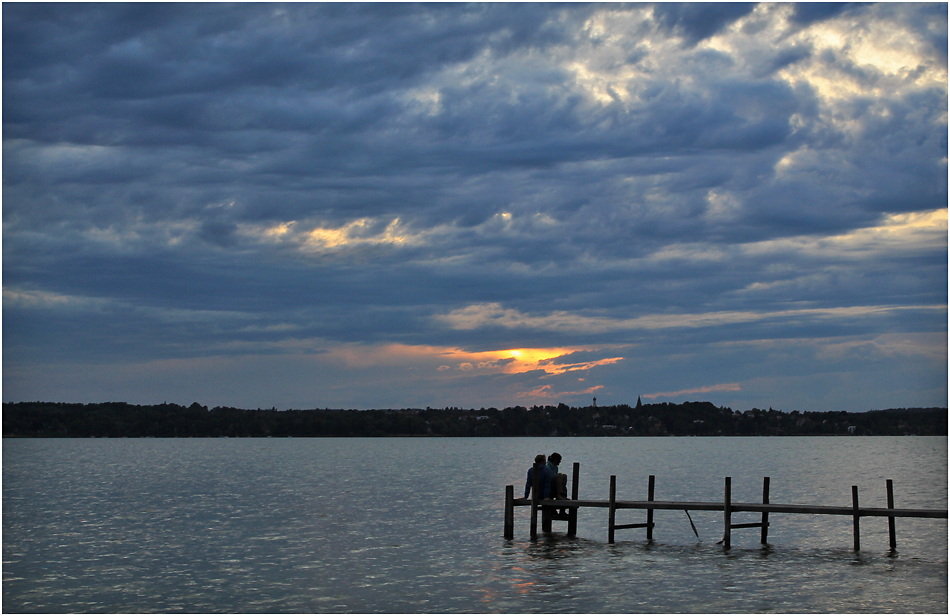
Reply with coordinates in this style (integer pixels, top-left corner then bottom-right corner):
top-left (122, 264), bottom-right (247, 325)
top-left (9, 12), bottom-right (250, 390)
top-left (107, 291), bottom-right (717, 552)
top-left (3, 401), bottom-right (946, 438)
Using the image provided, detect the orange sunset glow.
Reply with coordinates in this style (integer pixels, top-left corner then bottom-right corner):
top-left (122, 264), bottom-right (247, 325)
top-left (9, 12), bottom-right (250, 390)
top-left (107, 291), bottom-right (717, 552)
top-left (328, 343), bottom-right (624, 377)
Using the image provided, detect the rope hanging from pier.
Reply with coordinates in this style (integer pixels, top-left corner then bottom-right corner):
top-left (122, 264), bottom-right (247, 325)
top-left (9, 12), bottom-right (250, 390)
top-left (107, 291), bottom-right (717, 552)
top-left (685, 510), bottom-right (700, 539)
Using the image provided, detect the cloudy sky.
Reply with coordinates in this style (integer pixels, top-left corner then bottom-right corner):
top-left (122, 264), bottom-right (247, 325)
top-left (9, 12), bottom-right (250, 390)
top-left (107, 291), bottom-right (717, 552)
top-left (3, 3), bottom-right (947, 412)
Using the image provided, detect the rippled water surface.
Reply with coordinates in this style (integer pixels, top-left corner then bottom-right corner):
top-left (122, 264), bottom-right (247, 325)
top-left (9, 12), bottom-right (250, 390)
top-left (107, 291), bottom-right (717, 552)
top-left (3, 436), bottom-right (947, 613)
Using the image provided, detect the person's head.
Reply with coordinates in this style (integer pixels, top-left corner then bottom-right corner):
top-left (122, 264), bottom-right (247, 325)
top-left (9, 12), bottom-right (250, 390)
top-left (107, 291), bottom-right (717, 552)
top-left (534, 454), bottom-right (546, 465)
top-left (549, 452), bottom-right (562, 465)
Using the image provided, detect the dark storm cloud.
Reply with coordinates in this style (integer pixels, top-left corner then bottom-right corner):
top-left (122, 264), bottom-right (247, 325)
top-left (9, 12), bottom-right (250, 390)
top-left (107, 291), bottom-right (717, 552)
top-left (788, 3), bottom-right (861, 26)
top-left (3, 3), bottom-right (576, 136)
top-left (3, 3), bottom-right (946, 410)
top-left (652, 2), bottom-right (757, 45)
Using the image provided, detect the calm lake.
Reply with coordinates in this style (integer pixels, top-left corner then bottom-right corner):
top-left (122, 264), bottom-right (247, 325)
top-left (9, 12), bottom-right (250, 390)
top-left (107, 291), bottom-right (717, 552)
top-left (3, 436), bottom-right (947, 613)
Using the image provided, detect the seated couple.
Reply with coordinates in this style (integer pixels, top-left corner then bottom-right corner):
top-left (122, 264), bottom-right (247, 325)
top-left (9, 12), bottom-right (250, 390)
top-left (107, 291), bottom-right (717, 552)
top-left (524, 452), bottom-right (568, 514)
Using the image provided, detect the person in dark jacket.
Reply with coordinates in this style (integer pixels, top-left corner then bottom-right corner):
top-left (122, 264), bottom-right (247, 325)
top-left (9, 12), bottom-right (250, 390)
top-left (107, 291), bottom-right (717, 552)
top-left (524, 454), bottom-right (552, 499)
top-left (547, 452), bottom-right (568, 515)
top-left (546, 452), bottom-right (562, 484)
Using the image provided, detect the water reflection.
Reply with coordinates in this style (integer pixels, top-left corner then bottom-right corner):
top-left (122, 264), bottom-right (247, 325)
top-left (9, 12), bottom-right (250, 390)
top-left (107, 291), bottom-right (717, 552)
top-left (522, 534), bottom-right (594, 560)
top-left (498, 528), bottom-right (947, 612)
top-left (4, 437), bottom-right (946, 614)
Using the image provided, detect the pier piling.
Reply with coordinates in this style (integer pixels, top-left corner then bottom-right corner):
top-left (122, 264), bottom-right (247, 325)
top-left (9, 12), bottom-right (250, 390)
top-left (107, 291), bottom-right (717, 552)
top-left (530, 462), bottom-right (539, 539)
top-left (724, 477), bottom-right (732, 549)
top-left (568, 462), bottom-right (580, 537)
top-left (852, 485), bottom-right (860, 551)
top-left (504, 485), bottom-right (514, 540)
top-left (647, 475), bottom-right (655, 543)
top-left (608, 475), bottom-right (617, 543)
top-left (886, 479), bottom-right (896, 550)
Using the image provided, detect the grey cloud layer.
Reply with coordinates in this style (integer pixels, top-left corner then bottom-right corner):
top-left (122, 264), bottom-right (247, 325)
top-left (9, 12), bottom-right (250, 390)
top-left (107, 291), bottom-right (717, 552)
top-left (3, 3), bottom-right (946, 409)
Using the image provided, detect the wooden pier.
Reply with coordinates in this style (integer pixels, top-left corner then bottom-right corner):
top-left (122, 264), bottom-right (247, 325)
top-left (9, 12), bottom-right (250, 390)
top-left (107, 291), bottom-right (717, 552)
top-left (504, 462), bottom-right (948, 550)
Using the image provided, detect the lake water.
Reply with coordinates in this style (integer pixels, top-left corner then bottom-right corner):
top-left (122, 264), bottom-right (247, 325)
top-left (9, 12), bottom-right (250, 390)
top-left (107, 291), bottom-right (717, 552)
top-left (3, 436), bottom-right (947, 613)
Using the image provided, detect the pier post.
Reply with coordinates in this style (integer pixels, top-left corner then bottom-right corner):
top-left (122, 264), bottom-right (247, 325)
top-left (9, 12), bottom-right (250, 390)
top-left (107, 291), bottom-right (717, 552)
top-left (647, 475), bottom-right (655, 542)
top-left (761, 476), bottom-right (771, 544)
top-left (886, 479), bottom-right (896, 551)
top-left (723, 477), bottom-right (732, 550)
top-left (852, 485), bottom-right (860, 551)
top-left (608, 475), bottom-right (617, 544)
top-left (504, 485), bottom-right (514, 540)
top-left (530, 462), bottom-right (540, 540)
top-left (568, 462), bottom-right (580, 537)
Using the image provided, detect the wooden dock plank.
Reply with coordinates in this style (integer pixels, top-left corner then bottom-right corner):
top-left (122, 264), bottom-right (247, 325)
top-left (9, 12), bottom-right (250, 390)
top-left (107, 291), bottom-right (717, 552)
top-left (512, 498), bottom-right (947, 518)
top-left (614, 522), bottom-right (654, 530)
top-left (513, 498), bottom-right (610, 508)
top-left (614, 500), bottom-right (726, 512)
top-left (732, 503), bottom-right (948, 518)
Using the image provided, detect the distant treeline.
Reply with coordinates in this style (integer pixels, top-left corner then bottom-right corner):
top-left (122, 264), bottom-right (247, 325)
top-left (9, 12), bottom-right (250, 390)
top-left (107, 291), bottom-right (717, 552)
top-left (2, 401), bottom-right (946, 438)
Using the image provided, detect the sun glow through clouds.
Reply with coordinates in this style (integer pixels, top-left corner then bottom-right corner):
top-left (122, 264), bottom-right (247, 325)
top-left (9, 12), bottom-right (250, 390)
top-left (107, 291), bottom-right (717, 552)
top-left (3, 3), bottom-right (945, 412)
top-left (325, 343), bottom-right (623, 377)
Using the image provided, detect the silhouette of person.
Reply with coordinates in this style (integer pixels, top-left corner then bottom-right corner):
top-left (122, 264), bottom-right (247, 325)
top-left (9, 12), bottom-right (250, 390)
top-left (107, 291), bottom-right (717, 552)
top-left (548, 452), bottom-right (568, 514)
top-left (524, 454), bottom-right (552, 500)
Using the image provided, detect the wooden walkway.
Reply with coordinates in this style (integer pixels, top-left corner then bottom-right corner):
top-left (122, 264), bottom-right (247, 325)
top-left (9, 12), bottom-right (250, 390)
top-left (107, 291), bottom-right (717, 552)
top-left (504, 463), bottom-right (948, 550)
